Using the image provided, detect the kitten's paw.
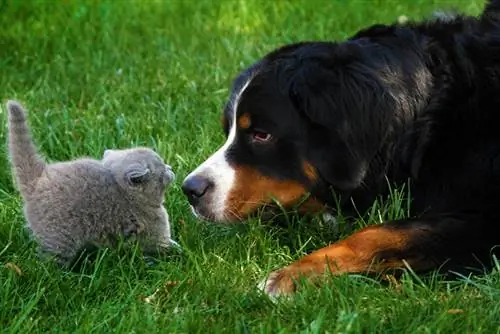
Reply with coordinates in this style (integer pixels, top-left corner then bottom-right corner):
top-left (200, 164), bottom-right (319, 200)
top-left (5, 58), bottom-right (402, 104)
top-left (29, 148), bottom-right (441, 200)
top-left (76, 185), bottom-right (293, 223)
top-left (158, 238), bottom-right (182, 253)
top-left (143, 255), bottom-right (159, 267)
top-left (168, 238), bottom-right (181, 249)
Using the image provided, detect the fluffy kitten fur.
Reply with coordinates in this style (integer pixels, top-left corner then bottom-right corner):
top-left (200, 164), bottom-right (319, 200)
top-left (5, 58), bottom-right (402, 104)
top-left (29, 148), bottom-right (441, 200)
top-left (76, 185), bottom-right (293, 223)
top-left (6, 100), bottom-right (176, 267)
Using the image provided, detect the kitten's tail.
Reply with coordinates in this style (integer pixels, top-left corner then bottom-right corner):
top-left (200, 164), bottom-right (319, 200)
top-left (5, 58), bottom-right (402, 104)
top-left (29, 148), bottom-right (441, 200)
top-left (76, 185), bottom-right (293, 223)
top-left (6, 100), bottom-right (46, 195)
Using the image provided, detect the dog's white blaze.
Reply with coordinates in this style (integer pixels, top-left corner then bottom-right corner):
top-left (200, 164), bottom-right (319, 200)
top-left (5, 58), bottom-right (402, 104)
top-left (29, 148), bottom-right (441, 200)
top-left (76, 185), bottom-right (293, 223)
top-left (184, 77), bottom-right (253, 221)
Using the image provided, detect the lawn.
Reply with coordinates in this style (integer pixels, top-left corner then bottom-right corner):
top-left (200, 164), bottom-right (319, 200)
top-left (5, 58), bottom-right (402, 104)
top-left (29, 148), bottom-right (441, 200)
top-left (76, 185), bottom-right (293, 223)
top-left (1, 0), bottom-right (499, 332)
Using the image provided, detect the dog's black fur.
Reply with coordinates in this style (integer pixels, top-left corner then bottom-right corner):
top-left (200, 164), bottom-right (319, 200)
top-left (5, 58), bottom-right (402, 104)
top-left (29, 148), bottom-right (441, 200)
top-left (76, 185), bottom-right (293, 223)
top-left (217, 0), bottom-right (500, 274)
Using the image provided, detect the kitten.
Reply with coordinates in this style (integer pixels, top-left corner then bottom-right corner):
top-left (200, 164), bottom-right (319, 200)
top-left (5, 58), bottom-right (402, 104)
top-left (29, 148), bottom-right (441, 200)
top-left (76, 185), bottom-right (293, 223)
top-left (6, 100), bottom-right (177, 267)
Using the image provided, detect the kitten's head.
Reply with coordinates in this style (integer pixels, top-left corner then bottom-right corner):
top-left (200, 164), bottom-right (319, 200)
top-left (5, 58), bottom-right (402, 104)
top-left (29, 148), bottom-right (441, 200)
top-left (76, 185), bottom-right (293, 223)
top-left (102, 148), bottom-right (175, 205)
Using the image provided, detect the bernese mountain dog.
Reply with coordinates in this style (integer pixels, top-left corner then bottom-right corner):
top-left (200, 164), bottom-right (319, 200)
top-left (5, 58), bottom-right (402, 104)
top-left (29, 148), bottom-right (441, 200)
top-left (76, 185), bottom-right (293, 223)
top-left (182, 0), bottom-right (500, 297)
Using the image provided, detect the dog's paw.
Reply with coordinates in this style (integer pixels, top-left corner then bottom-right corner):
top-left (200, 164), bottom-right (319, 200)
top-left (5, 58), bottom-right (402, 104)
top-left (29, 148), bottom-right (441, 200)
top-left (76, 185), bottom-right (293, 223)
top-left (257, 269), bottom-right (296, 300)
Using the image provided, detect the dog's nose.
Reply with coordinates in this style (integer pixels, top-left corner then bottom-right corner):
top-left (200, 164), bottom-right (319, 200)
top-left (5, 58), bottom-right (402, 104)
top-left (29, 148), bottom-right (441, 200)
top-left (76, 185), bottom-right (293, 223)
top-left (182, 175), bottom-right (212, 203)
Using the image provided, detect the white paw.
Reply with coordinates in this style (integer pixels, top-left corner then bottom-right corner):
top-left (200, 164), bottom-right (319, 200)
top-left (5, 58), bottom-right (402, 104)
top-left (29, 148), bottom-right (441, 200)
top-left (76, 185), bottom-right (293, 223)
top-left (157, 238), bottom-right (182, 253)
top-left (168, 238), bottom-right (181, 249)
top-left (256, 270), bottom-right (294, 301)
top-left (257, 274), bottom-right (279, 302)
top-left (257, 273), bottom-right (274, 294)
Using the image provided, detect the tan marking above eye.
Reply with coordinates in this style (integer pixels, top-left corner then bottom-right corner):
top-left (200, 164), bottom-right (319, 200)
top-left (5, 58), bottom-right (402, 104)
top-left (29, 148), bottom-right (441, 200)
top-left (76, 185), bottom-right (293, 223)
top-left (237, 113), bottom-right (251, 129)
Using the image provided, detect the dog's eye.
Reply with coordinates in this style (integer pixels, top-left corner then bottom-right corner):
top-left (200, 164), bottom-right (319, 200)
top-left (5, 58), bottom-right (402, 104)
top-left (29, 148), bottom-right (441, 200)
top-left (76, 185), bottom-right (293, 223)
top-left (252, 130), bottom-right (272, 143)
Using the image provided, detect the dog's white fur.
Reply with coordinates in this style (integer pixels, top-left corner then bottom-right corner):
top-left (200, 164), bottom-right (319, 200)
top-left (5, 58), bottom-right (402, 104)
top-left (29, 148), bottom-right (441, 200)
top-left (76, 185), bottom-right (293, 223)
top-left (183, 78), bottom-right (253, 222)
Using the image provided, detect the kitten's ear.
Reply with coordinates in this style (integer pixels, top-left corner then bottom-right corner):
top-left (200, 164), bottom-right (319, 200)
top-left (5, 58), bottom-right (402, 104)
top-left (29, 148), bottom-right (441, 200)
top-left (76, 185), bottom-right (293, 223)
top-left (125, 164), bottom-right (150, 185)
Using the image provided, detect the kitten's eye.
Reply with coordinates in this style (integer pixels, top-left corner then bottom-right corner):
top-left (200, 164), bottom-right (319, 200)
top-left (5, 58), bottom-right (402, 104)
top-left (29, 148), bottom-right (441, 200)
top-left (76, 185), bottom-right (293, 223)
top-left (252, 130), bottom-right (272, 143)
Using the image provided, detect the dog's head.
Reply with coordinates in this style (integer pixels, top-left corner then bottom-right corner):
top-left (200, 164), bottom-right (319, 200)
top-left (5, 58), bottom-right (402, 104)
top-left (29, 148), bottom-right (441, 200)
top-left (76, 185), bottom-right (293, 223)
top-left (183, 36), bottom-right (431, 223)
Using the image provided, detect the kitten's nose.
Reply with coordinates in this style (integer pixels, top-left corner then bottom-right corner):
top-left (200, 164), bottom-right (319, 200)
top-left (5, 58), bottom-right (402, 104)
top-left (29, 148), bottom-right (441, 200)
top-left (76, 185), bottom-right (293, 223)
top-left (182, 175), bottom-right (212, 203)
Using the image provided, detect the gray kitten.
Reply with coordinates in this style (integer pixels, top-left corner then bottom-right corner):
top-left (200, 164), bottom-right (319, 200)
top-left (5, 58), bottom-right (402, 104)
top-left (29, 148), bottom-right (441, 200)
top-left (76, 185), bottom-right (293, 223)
top-left (6, 100), bottom-right (177, 267)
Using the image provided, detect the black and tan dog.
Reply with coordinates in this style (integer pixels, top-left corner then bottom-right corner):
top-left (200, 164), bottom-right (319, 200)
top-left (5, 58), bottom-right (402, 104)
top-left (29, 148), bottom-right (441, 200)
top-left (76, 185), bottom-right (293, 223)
top-left (183, 0), bottom-right (500, 297)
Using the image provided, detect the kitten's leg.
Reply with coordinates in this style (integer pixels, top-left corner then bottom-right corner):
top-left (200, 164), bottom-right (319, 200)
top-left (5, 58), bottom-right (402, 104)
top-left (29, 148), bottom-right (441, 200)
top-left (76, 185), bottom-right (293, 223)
top-left (154, 208), bottom-right (180, 250)
top-left (37, 242), bottom-right (76, 269)
top-left (140, 212), bottom-right (182, 266)
top-left (39, 232), bottom-right (93, 270)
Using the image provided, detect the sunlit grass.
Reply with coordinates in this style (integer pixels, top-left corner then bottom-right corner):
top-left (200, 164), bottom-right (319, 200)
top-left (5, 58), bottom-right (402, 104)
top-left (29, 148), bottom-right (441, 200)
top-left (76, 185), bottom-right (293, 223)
top-left (0, 0), bottom-right (498, 332)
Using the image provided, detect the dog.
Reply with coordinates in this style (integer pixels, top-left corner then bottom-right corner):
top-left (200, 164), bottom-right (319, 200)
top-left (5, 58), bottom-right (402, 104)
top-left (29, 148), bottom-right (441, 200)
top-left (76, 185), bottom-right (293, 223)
top-left (182, 0), bottom-right (500, 297)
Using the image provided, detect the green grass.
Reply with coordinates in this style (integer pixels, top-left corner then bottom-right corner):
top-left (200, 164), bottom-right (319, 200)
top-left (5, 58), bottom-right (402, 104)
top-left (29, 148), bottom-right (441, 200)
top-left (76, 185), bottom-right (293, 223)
top-left (1, 0), bottom-right (499, 332)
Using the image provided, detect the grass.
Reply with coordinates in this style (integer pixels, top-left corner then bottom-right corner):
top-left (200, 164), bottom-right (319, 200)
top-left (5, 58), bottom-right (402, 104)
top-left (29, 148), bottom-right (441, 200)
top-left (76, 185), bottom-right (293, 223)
top-left (0, 0), bottom-right (499, 332)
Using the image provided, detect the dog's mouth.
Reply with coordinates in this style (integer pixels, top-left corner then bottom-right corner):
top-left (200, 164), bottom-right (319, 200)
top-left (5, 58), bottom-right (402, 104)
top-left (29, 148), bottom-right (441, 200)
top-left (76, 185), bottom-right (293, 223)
top-left (188, 193), bottom-right (329, 224)
top-left (188, 204), bottom-right (229, 224)
top-left (188, 201), bottom-right (275, 224)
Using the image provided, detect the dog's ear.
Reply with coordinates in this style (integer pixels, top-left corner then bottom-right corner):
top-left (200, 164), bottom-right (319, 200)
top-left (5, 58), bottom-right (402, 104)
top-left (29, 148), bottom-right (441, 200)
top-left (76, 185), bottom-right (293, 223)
top-left (285, 44), bottom-right (394, 190)
top-left (482, 0), bottom-right (500, 20)
top-left (125, 164), bottom-right (151, 185)
top-left (286, 42), bottom-right (375, 127)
